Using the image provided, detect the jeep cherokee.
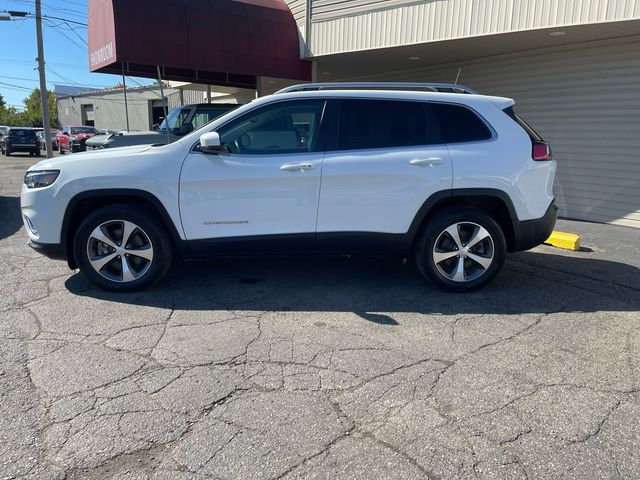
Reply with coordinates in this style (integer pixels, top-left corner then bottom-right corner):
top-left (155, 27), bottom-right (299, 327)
top-left (21, 83), bottom-right (557, 292)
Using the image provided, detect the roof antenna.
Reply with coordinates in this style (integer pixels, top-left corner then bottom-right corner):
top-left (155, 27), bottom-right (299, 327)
top-left (454, 68), bottom-right (462, 85)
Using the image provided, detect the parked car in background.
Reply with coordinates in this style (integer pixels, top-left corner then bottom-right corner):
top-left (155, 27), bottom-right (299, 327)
top-left (57, 126), bottom-right (99, 154)
top-left (0, 126), bottom-right (9, 154)
top-left (36, 130), bottom-right (59, 151)
top-left (3, 127), bottom-right (40, 157)
top-left (85, 103), bottom-right (239, 150)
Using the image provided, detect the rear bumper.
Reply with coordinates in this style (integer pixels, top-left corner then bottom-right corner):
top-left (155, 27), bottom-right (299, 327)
top-left (511, 201), bottom-right (558, 252)
top-left (7, 145), bottom-right (38, 152)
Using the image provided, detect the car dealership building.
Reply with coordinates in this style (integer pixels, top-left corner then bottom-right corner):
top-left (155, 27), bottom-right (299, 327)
top-left (89, 0), bottom-right (640, 228)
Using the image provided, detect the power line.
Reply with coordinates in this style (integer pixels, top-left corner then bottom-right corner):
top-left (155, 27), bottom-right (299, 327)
top-left (0, 74), bottom-right (41, 83)
top-left (0, 58), bottom-right (86, 68)
top-left (7, 0), bottom-right (87, 20)
top-left (0, 80), bottom-right (33, 91)
top-left (0, 10), bottom-right (87, 26)
top-left (43, 18), bottom-right (87, 48)
top-left (44, 20), bottom-right (86, 51)
top-left (46, 66), bottom-right (82, 86)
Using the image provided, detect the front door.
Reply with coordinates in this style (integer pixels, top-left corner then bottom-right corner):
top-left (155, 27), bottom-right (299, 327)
top-left (179, 99), bottom-right (327, 254)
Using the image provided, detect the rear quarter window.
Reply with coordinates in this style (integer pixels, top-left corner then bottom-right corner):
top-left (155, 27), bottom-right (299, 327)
top-left (431, 103), bottom-right (493, 143)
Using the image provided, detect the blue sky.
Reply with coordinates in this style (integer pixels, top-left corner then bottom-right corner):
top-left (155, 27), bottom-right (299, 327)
top-left (0, 0), bottom-right (153, 110)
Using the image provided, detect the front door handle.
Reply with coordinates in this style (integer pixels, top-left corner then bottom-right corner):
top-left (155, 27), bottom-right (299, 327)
top-left (280, 163), bottom-right (314, 171)
top-left (410, 157), bottom-right (444, 167)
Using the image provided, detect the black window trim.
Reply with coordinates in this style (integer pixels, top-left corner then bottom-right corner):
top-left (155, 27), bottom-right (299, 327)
top-left (190, 98), bottom-right (329, 155)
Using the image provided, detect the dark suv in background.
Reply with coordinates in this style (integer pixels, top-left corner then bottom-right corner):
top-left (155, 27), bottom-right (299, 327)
top-left (86, 103), bottom-right (239, 150)
top-left (3, 128), bottom-right (40, 157)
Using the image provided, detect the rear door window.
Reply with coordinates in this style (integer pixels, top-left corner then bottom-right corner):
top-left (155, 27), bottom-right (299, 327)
top-left (335, 99), bottom-right (440, 151)
top-left (431, 103), bottom-right (493, 143)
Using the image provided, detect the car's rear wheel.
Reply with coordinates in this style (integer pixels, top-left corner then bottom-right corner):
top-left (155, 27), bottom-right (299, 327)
top-left (74, 206), bottom-right (173, 292)
top-left (415, 207), bottom-right (506, 292)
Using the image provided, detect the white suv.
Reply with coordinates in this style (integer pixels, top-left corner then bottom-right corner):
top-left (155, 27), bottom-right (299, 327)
top-left (20, 83), bottom-right (557, 292)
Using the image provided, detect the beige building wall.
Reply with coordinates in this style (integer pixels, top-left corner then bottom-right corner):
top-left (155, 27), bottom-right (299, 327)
top-left (57, 86), bottom-right (174, 132)
top-left (334, 35), bottom-right (640, 228)
top-left (307, 0), bottom-right (640, 56)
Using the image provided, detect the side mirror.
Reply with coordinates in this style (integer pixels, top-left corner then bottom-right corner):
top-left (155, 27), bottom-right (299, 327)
top-left (179, 123), bottom-right (194, 136)
top-left (200, 131), bottom-right (223, 154)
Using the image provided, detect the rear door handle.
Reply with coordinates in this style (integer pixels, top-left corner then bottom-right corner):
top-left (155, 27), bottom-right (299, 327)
top-left (280, 163), bottom-right (314, 171)
top-left (410, 157), bottom-right (444, 166)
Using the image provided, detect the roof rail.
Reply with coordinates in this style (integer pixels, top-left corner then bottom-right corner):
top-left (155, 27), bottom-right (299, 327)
top-left (275, 82), bottom-right (477, 95)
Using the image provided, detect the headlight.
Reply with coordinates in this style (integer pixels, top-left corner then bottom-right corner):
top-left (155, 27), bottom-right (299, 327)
top-left (24, 170), bottom-right (60, 189)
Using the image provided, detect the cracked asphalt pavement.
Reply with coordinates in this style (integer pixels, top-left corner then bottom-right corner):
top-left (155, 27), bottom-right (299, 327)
top-left (1, 154), bottom-right (640, 479)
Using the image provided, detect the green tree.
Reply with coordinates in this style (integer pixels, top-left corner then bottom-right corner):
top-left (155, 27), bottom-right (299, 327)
top-left (0, 106), bottom-right (21, 126)
top-left (0, 92), bottom-right (21, 126)
top-left (20, 88), bottom-right (58, 128)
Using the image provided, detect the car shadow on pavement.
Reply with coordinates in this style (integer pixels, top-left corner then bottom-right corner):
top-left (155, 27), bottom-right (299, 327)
top-left (65, 250), bottom-right (640, 320)
top-left (0, 196), bottom-right (23, 240)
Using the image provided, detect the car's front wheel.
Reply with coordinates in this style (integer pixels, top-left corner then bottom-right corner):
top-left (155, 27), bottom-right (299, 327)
top-left (415, 207), bottom-right (506, 292)
top-left (74, 206), bottom-right (173, 291)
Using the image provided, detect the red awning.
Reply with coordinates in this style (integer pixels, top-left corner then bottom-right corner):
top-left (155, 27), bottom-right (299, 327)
top-left (88, 0), bottom-right (311, 88)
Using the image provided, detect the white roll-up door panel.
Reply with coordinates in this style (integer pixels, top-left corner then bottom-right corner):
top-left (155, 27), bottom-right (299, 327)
top-left (347, 36), bottom-right (640, 227)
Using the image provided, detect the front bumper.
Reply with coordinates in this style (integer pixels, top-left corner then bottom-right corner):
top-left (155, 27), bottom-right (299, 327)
top-left (511, 201), bottom-right (558, 252)
top-left (28, 239), bottom-right (67, 261)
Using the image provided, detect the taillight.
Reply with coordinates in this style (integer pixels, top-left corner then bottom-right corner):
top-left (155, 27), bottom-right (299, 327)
top-left (532, 141), bottom-right (552, 161)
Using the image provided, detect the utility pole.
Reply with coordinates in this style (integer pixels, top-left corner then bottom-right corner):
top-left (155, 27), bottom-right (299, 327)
top-left (156, 65), bottom-right (170, 144)
top-left (121, 63), bottom-right (130, 132)
top-left (35, 0), bottom-right (53, 158)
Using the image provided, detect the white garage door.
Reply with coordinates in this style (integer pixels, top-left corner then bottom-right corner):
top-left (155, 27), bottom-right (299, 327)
top-left (349, 36), bottom-right (640, 228)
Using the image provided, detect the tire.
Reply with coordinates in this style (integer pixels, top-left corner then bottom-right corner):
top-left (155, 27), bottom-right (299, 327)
top-left (415, 207), bottom-right (506, 292)
top-left (73, 205), bottom-right (173, 292)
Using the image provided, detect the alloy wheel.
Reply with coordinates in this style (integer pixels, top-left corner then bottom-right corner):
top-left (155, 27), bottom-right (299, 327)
top-left (432, 221), bottom-right (494, 283)
top-left (86, 220), bottom-right (154, 283)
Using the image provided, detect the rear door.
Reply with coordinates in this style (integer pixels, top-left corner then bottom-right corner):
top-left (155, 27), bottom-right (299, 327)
top-left (316, 98), bottom-right (452, 251)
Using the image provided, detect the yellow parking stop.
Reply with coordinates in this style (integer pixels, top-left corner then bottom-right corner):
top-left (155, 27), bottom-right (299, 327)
top-left (544, 231), bottom-right (581, 251)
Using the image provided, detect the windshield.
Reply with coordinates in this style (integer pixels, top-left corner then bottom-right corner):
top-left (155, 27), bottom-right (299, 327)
top-left (10, 129), bottom-right (35, 139)
top-left (159, 108), bottom-right (190, 131)
top-left (71, 127), bottom-right (98, 135)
